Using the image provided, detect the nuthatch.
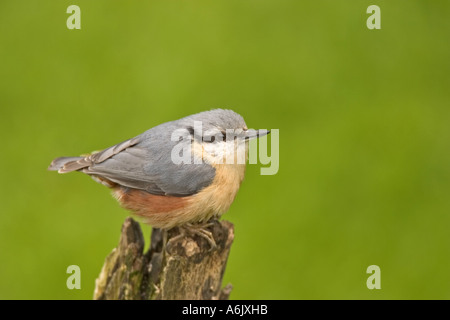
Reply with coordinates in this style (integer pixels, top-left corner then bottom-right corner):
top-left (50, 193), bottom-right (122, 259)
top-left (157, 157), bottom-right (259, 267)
top-left (49, 109), bottom-right (269, 239)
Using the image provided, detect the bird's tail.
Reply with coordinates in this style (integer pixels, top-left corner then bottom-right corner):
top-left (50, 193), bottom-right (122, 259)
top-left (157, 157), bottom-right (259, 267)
top-left (48, 156), bottom-right (91, 173)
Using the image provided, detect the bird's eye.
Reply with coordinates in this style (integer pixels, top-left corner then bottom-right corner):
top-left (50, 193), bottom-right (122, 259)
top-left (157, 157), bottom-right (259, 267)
top-left (204, 135), bottom-right (217, 143)
top-left (204, 132), bottom-right (226, 143)
top-left (186, 126), bottom-right (195, 136)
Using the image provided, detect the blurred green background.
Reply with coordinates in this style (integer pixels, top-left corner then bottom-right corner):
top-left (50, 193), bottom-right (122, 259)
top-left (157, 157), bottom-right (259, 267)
top-left (1, 0), bottom-right (450, 299)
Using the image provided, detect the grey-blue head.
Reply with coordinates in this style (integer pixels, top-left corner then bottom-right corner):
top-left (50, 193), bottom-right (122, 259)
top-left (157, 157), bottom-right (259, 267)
top-left (178, 108), bottom-right (269, 143)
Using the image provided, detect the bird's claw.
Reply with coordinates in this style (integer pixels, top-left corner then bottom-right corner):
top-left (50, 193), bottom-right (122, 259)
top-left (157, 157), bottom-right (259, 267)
top-left (166, 222), bottom-right (217, 252)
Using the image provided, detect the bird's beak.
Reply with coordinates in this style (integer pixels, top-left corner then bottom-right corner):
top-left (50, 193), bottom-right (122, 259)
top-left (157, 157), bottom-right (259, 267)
top-left (242, 129), bottom-right (271, 140)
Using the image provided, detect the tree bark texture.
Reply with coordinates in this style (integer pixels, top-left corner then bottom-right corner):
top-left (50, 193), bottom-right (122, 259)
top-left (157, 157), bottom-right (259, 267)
top-left (94, 217), bottom-right (234, 300)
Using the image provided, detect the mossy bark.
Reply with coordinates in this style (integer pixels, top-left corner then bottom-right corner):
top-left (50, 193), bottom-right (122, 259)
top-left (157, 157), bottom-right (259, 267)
top-left (94, 217), bottom-right (234, 300)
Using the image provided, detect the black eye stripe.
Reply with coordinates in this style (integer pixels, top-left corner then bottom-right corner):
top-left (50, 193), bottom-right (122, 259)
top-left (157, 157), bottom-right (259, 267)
top-left (205, 131), bottom-right (226, 143)
top-left (186, 126), bottom-right (195, 136)
top-left (185, 128), bottom-right (231, 143)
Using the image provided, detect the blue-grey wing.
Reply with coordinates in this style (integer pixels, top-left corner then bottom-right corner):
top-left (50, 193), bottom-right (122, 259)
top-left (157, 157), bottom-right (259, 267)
top-left (84, 127), bottom-right (216, 196)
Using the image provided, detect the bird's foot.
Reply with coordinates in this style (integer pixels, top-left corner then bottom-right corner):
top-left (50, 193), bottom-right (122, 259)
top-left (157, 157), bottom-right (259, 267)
top-left (185, 222), bottom-right (217, 250)
top-left (166, 221), bottom-right (217, 252)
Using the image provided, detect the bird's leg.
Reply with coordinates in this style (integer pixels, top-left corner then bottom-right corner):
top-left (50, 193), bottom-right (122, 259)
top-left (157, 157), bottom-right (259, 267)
top-left (165, 227), bottom-right (187, 252)
top-left (165, 221), bottom-right (217, 252)
top-left (161, 228), bottom-right (169, 252)
top-left (184, 221), bottom-right (217, 250)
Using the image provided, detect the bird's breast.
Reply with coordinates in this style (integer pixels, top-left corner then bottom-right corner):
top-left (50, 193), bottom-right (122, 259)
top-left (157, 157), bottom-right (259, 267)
top-left (113, 163), bottom-right (246, 229)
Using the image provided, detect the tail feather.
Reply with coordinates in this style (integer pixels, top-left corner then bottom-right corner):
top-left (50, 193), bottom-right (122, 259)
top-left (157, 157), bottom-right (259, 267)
top-left (48, 156), bottom-right (90, 173)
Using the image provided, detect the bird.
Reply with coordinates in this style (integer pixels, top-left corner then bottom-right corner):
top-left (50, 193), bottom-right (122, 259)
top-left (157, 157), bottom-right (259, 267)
top-left (48, 109), bottom-right (269, 247)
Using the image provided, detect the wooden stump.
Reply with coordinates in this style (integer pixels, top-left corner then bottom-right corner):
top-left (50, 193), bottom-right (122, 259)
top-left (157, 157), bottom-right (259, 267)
top-left (94, 217), bottom-right (234, 300)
